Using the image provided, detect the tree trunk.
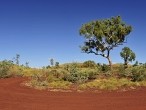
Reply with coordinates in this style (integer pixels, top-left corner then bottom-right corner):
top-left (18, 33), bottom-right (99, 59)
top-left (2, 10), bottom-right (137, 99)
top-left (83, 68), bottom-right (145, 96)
top-left (124, 60), bottom-right (128, 68)
top-left (106, 50), bottom-right (112, 70)
top-left (107, 57), bottom-right (112, 70)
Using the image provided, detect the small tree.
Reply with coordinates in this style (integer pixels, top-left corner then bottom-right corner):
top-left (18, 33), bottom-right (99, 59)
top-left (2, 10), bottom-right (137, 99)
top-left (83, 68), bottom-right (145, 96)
top-left (120, 47), bottom-right (136, 67)
top-left (50, 58), bottom-right (54, 67)
top-left (79, 16), bottom-right (132, 69)
top-left (15, 54), bottom-right (20, 65)
top-left (55, 62), bottom-right (59, 67)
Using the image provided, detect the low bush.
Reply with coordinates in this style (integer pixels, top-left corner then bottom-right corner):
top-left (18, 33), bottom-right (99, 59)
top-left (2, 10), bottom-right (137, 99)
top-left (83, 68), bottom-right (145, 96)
top-left (82, 60), bottom-right (97, 68)
top-left (9, 66), bottom-right (24, 77)
top-left (0, 60), bottom-right (13, 78)
top-left (78, 78), bottom-right (139, 90)
top-left (80, 68), bottom-right (99, 80)
top-left (27, 71), bottom-right (72, 89)
top-left (118, 66), bottom-right (146, 82)
top-left (63, 72), bottom-right (89, 83)
top-left (101, 64), bottom-right (110, 72)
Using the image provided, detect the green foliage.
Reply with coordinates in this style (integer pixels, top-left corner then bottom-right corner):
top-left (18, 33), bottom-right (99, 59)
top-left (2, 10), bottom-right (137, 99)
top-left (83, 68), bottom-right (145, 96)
top-left (64, 71), bottom-right (89, 83)
top-left (68, 63), bottom-right (78, 73)
top-left (46, 69), bottom-right (68, 81)
top-left (27, 69), bottom-right (71, 90)
top-left (101, 64), bottom-right (110, 72)
top-left (0, 60), bottom-right (23, 78)
top-left (119, 66), bottom-right (146, 82)
top-left (9, 66), bottom-right (24, 77)
top-left (80, 68), bottom-right (99, 80)
top-left (1, 56), bottom-right (145, 91)
top-left (82, 60), bottom-right (96, 68)
top-left (63, 66), bottom-right (99, 83)
top-left (79, 16), bottom-right (132, 67)
top-left (120, 47), bottom-right (136, 66)
top-left (63, 63), bottom-right (88, 83)
top-left (24, 62), bottom-right (146, 91)
top-left (79, 78), bottom-right (137, 90)
top-left (0, 60), bottom-right (13, 78)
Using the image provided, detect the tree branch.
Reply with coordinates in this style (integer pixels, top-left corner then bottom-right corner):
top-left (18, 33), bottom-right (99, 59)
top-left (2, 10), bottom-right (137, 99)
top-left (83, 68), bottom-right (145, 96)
top-left (87, 50), bottom-right (106, 58)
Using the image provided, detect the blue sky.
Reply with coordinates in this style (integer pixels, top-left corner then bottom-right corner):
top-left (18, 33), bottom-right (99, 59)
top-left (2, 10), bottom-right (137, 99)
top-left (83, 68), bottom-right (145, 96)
top-left (0, 0), bottom-right (146, 67)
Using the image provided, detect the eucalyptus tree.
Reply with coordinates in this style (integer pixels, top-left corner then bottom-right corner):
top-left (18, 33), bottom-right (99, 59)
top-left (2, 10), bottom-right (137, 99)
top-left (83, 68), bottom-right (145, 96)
top-left (120, 47), bottom-right (136, 67)
top-left (79, 16), bottom-right (132, 69)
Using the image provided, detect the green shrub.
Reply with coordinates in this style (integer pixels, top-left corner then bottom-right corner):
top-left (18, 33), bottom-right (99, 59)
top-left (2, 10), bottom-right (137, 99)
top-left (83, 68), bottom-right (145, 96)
top-left (101, 64), bottom-right (110, 72)
top-left (82, 60), bottom-right (96, 68)
top-left (63, 63), bottom-right (82, 83)
top-left (63, 63), bottom-right (99, 83)
top-left (119, 66), bottom-right (146, 82)
top-left (0, 60), bottom-right (14, 78)
top-left (9, 66), bottom-right (24, 77)
top-left (63, 72), bottom-right (79, 83)
top-left (79, 78), bottom-right (137, 90)
top-left (117, 64), bottom-right (125, 75)
top-left (130, 67), bottom-right (146, 81)
top-left (80, 68), bottom-right (99, 80)
top-left (44, 68), bottom-right (68, 81)
top-left (63, 71), bottom-right (89, 83)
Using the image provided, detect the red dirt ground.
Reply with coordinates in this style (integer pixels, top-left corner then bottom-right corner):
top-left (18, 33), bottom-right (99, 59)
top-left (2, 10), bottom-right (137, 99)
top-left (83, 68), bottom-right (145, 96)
top-left (0, 77), bottom-right (146, 110)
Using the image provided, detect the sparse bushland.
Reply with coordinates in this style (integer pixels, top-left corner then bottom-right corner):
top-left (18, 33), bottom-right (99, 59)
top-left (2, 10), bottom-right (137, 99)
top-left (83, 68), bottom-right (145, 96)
top-left (24, 62), bottom-right (146, 91)
top-left (1, 58), bottom-right (146, 91)
top-left (0, 59), bottom-right (40, 78)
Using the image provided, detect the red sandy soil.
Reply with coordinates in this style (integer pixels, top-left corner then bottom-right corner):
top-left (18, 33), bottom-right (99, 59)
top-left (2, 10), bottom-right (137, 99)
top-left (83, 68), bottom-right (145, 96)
top-left (0, 77), bottom-right (146, 110)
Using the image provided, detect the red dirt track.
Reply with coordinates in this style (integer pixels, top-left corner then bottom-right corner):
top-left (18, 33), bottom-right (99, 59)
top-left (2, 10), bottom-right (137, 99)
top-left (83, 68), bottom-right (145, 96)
top-left (0, 77), bottom-right (146, 110)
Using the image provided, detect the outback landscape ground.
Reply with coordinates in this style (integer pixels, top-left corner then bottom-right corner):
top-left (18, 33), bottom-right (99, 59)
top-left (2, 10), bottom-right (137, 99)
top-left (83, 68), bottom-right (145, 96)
top-left (0, 77), bottom-right (146, 110)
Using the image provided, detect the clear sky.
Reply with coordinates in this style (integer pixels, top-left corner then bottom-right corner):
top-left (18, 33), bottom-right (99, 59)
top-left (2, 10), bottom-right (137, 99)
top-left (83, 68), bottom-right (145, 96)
top-left (0, 0), bottom-right (146, 67)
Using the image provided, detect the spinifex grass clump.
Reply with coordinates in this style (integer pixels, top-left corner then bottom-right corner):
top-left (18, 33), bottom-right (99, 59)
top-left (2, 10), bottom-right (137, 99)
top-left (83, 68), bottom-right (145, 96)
top-left (78, 77), bottom-right (140, 90)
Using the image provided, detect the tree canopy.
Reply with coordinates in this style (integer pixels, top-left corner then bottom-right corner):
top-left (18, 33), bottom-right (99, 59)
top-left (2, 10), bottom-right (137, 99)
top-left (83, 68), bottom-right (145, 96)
top-left (79, 16), bottom-right (132, 68)
top-left (120, 47), bottom-right (136, 67)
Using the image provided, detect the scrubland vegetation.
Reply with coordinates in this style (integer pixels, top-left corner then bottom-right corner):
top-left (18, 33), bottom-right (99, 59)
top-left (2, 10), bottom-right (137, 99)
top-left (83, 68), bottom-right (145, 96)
top-left (1, 16), bottom-right (146, 91)
top-left (0, 59), bottom-right (146, 91)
